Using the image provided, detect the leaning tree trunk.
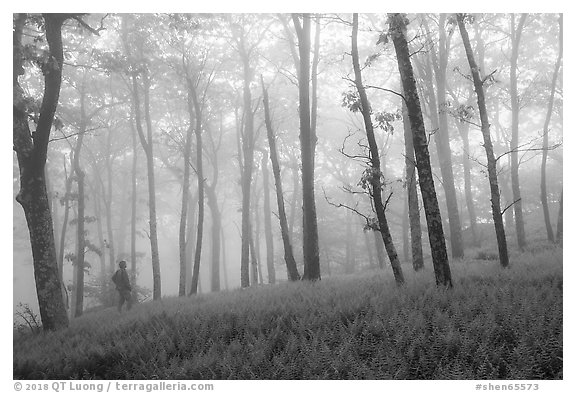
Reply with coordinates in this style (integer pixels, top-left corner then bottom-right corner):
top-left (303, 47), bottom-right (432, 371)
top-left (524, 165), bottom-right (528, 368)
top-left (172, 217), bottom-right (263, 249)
top-left (13, 13), bottom-right (69, 330)
top-left (352, 13), bottom-right (404, 285)
top-left (540, 14), bottom-right (562, 243)
top-left (390, 13), bottom-right (452, 287)
top-left (402, 101), bottom-right (424, 271)
top-left (292, 13), bottom-right (321, 281)
top-left (509, 13), bottom-right (528, 250)
top-left (457, 13), bottom-right (509, 268)
top-left (261, 76), bottom-right (301, 281)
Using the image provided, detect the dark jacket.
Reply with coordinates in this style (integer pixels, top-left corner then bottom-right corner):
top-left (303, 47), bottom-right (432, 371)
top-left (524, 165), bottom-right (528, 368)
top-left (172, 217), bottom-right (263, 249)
top-left (113, 268), bottom-right (132, 291)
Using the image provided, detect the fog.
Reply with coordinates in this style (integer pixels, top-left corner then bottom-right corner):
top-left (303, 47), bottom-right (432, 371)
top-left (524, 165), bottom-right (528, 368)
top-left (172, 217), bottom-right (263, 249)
top-left (13, 13), bottom-right (562, 317)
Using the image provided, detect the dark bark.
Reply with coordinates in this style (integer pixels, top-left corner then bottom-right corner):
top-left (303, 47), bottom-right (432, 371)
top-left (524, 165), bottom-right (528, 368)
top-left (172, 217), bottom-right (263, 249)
top-left (292, 13), bottom-right (321, 281)
top-left (13, 13), bottom-right (69, 330)
top-left (402, 101), bottom-right (424, 271)
top-left (509, 13), bottom-right (528, 250)
top-left (457, 14), bottom-right (509, 267)
top-left (352, 14), bottom-right (404, 285)
top-left (260, 76), bottom-right (301, 281)
top-left (540, 14), bottom-right (562, 243)
top-left (390, 13), bottom-right (452, 287)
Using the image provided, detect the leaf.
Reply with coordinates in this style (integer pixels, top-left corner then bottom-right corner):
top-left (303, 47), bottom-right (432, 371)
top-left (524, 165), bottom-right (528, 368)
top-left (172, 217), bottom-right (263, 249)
top-left (376, 31), bottom-right (389, 45)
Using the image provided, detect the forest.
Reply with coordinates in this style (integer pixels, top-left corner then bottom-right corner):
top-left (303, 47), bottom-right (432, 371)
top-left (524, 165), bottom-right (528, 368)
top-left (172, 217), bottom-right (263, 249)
top-left (13, 13), bottom-right (562, 380)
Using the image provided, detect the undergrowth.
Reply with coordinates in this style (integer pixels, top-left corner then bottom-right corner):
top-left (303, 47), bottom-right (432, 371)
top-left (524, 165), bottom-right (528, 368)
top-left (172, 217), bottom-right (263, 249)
top-left (13, 247), bottom-right (562, 379)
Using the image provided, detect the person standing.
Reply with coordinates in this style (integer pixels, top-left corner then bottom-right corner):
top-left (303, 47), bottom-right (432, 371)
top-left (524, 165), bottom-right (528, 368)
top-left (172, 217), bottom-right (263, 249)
top-left (112, 260), bottom-right (132, 312)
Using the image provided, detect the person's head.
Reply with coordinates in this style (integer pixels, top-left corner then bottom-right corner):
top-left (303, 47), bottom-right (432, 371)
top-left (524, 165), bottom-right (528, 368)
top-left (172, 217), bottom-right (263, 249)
top-left (119, 260), bottom-right (127, 269)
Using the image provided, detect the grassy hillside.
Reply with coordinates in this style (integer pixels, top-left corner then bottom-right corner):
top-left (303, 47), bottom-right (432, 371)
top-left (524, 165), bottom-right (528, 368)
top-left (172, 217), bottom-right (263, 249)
top-left (13, 245), bottom-right (562, 379)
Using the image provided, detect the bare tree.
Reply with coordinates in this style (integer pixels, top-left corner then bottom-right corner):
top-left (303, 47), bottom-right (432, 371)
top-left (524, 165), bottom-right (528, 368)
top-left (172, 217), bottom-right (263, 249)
top-left (261, 77), bottom-right (301, 281)
top-left (292, 13), bottom-right (321, 281)
top-left (457, 13), bottom-right (509, 267)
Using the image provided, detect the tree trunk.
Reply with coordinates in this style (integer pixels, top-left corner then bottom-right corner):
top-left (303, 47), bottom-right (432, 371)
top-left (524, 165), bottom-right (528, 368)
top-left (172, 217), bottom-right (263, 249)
top-left (509, 13), bottom-right (528, 250)
top-left (237, 32), bottom-right (255, 288)
top-left (261, 76), bottom-right (301, 281)
top-left (104, 145), bottom-right (116, 275)
top-left (92, 181), bottom-right (107, 284)
top-left (292, 13), bottom-right (321, 281)
top-left (556, 190), bottom-right (562, 246)
top-left (221, 225), bottom-right (229, 290)
top-left (122, 15), bottom-right (161, 300)
top-left (352, 13), bottom-right (404, 285)
top-left (72, 88), bottom-right (87, 318)
top-left (249, 222), bottom-right (259, 285)
top-left (288, 163), bottom-right (300, 239)
top-left (206, 185), bottom-right (221, 292)
top-left (179, 113), bottom-right (194, 298)
top-left (540, 14), bottom-right (562, 243)
top-left (58, 157), bottom-right (73, 281)
top-left (73, 168), bottom-right (85, 318)
top-left (390, 13), bottom-right (452, 287)
top-left (456, 120), bottom-right (479, 246)
top-left (427, 14), bottom-right (464, 258)
top-left (261, 152), bottom-right (276, 284)
top-left (130, 114), bottom-right (138, 287)
top-left (402, 101), bottom-right (424, 271)
top-left (457, 14), bottom-right (509, 268)
top-left (189, 80), bottom-right (204, 296)
top-left (178, 69), bottom-right (194, 297)
top-left (13, 13), bottom-right (69, 330)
